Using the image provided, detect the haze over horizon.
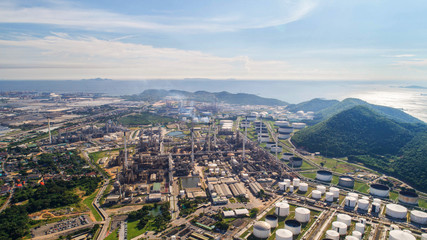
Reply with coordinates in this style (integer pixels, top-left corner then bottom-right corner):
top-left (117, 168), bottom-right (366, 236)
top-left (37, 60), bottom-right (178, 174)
top-left (1, 0), bottom-right (427, 81)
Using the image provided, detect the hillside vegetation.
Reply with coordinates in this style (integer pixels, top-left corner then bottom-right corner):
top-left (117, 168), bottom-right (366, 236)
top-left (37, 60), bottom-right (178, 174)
top-left (123, 89), bottom-right (287, 106)
top-left (315, 98), bottom-right (422, 124)
top-left (292, 105), bottom-right (427, 191)
top-left (287, 98), bottom-right (339, 112)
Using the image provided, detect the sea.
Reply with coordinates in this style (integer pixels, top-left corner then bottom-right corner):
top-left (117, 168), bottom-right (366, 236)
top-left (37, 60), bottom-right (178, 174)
top-left (1, 79), bottom-right (426, 122)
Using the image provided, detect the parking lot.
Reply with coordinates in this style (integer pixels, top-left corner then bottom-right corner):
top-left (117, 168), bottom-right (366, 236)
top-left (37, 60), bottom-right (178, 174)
top-left (31, 215), bottom-right (92, 238)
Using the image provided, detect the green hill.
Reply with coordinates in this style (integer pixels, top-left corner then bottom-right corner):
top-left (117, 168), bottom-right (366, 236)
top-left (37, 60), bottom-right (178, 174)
top-left (292, 106), bottom-right (414, 157)
top-left (316, 98), bottom-right (422, 124)
top-left (123, 89), bottom-right (287, 106)
top-left (292, 105), bottom-right (427, 192)
top-left (287, 98), bottom-right (339, 112)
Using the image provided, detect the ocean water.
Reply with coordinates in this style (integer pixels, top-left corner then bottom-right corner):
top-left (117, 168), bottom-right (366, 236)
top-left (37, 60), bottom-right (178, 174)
top-left (0, 80), bottom-right (426, 122)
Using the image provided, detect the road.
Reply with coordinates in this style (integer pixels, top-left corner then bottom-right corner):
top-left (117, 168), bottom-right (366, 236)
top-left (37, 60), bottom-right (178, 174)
top-left (0, 158), bottom-right (13, 212)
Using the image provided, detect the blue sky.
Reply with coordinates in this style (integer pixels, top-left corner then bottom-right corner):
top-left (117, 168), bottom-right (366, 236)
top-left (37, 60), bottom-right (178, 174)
top-left (1, 0), bottom-right (427, 80)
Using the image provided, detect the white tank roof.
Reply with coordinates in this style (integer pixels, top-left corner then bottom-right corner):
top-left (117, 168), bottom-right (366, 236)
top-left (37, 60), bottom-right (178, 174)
top-left (254, 221), bottom-right (271, 231)
top-left (275, 229), bottom-right (293, 240)
top-left (389, 230), bottom-right (415, 240)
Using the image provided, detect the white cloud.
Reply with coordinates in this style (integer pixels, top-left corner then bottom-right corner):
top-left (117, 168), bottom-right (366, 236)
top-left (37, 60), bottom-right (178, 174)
top-left (0, 34), bottom-right (369, 80)
top-left (0, 0), bottom-right (317, 32)
top-left (393, 54), bottom-right (415, 58)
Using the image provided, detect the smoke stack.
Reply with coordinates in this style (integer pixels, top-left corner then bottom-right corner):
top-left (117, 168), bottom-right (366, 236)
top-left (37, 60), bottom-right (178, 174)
top-left (243, 116), bottom-right (247, 161)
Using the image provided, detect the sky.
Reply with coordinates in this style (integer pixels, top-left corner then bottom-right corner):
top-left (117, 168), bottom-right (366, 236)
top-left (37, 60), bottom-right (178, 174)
top-left (1, 0), bottom-right (427, 81)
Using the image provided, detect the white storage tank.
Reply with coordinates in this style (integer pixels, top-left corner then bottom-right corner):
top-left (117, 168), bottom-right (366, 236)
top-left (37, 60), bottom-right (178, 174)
top-left (355, 223), bottom-right (365, 234)
top-left (386, 204), bottom-right (407, 219)
top-left (275, 202), bottom-right (290, 217)
top-left (399, 190), bottom-right (419, 205)
top-left (279, 182), bottom-right (286, 191)
top-left (253, 221), bottom-right (271, 239)
top-left (352, 230), bottom-right (362, 239)
top-left (265, 215), bottom-right (278, 228)
top-left (295, 207), bottom-right (310, 223)
top-left (389, 230), bottom-right (415, 240)
top-left (316, 170), bottom-right (332, 182)
top-left (330, 187), bottom-right (340, 199)
top-left (325, 230), bottom-right (340, 240)
top-left (284, 220), bottom-right (301, 235)
top-left (373, 198), bottom-right (382, 204)
top-left (348, 192), bottom-right (359, 200)
top-left (299, 182), bottom-right (308, 192)
top-left (289, 185), bottom-right (294, 193)
top-left (339, 176), bottom-right (355, 188)
top-left (289, 157), bottom-right (303, 168)
top-left (369, 184), bottom-right (390, 198)
top-left (345, 236), bottom-right (358, 240)
top-left (332, 221), bottom-right (348, 235)
top-left (317, 185), bottom-right (327, 194)
top-left (266, 141), bottom-right (276, 148)
top-left (337, 214), bottom-right (352, 226)
top-left (357, 199), bottom-right (370, 211)
top-left (275, 121), bottom-right (290, 127)
top-left (410, 210), bottom-right (427, 225)
top-left (282, 153), bottom-right (293, 161)
top-left (312, 190), bottom-right (322, 200)
top-left (325, 192), bottom-right (334, 202)
top-left (284, 179), bottom-right (291, 188)
top-left (345, 196), bottom-right (357, 207)
top-left (275, 229), bottom-right (293, 240)
top-left (421, 233), bottom-right (427, 240)
top-left (293, 178), bottom-right (300, 187)
top-left (371, 202), bottom-right (381, 213)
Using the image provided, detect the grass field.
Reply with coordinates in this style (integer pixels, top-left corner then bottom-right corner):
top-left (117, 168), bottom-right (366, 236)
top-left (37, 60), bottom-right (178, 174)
top-left (419, 199), bottom-right (427, 209)
top-left (354, 181), bottom-right (369, 194)
top-left (389, 191), bottom-right (399, 201)
top-left (300, 172), bottom-right (316, 180)
top-left (105, 228), bottom-right (119, 240)
top-left (83, 189), bottom-right (102, 222)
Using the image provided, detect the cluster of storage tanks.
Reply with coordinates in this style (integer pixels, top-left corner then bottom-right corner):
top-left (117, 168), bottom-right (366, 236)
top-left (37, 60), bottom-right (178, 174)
top-left (275, 121), bottom-right (293, 140)
top-left (278, 178), bottom-right (307, 193)
top-left (385, 203), bottom-right (427, 224)
top-left (310, 184), bottom-right (340, 202)
top-left (252, 200), bottom-right (312, 239)
top-left (326, 214), bottom-right (366, 240)
top-left (388, 225), bottom-right (427, 240)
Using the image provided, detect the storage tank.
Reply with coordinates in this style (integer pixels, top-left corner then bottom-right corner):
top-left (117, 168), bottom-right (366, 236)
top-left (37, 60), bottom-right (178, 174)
top-left (355, 223), bottom-right (365, 233)
top-left (330, 187), bottom-right (340, 199)
top-left (289, 185), bottom-right (294, 193)
top-left (345, 196), bottom-right (357, 207)
top-left (399, 190), bottom-right (419, 205)
top-left (293, 178), bottom-right (301, 187)
top-left (284, 220), bottom-right (301, 235)
top-left (278, 133), bottom-right (291, 140)
top-left (371, 202), bottom-right (381, 213)
top-left (339, 176), bottom-right (355, 188)
top-left (279, 182), bottom-right (286, 191)
top-left (352, 231), bottom-right (362, 239)
top-left (421, 233), bottom-right (427, 240)
top-left (348, 192), bottom-right (359, 200)
top-left (253, 221), bottom-right (271, 239)
top-left (345, 236), bottom-right (358, 240)
top-left (289, 157), bottom-right (303, 168)
top-left (373, 198), bottom-right (382, 204)
top-left (410, 210), bottom-right (427, 225)
top-left (271, 146), bottom-right (283, 154)
top-left (275, 121), bottom-right (290, 127)
top-left (275, 202), bottom-right (290, 217)
top-left (278, 126), bottom-right (293, 134)
top-left (312, 190), bottom-right (322, 200)
top-left (282, 153), bottom-right (293, 161)
top-left (357, 199), bottom-right (369, 211)
top-left (325, 230), bottom-right (340, 240)
top-left (389, 230), bottom-right (415, 240)
top-left (325, 192), bottom-right (334, 202)
top-left (332, 221), bottom-right (347, 235)
top-left (317, 185), bottom-right (327, 194)
top-left (316, 170), bottom-right (332, 182)
top-left (385, 204), bottom-right (407, 219)
top-left (275, 229), bottom-right (293, 240)
top-left (284, 179), bottom-right (291, 188)
top-left (337, 213), bottom-right (352, 226)
top-left (295, 207), bottom-right (310, 223)
top-left (265, 215), bottom-right (278, 228)
top-left (369, 184), bottom-right (390, 198)
top-left (266, 141), bottom-right (276, 148)
top-left (299, 183), bottom-right (308, 192)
